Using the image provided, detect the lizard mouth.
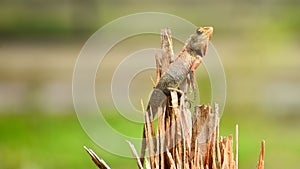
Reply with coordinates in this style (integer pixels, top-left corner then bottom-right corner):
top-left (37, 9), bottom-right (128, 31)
top-left (202, 27), bottom-right (213, 40)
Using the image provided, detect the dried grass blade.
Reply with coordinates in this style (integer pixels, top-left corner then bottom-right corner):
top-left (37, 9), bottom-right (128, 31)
top-left (83, 146), bottom-right (111, 169)
top-left (126, 141), bottom-right (143, 169)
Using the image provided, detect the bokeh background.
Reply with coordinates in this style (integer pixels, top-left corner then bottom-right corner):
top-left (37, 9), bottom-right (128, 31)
top-left (1, 0), bottom-right (300, 169)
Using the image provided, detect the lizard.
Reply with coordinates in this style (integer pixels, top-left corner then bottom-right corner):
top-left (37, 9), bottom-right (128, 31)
top-left (140, 27), bottom-right (214, 166)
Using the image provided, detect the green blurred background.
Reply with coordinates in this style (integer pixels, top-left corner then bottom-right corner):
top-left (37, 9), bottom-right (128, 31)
top-left (1, 0), bottom-right (300, 169)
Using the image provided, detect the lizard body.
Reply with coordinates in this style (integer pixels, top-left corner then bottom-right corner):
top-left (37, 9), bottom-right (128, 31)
top-left (140, 27), bottom-right (213, 166)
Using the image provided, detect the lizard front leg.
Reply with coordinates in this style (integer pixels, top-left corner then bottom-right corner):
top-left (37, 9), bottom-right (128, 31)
top-left (189, 57), bottom-right (202, 93)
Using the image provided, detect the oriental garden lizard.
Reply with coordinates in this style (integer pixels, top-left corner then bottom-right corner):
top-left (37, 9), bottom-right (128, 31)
top-left (140, 27), bottom-right (214, 166)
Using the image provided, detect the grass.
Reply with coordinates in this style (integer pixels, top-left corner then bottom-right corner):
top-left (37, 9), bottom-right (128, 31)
top-left (0, 113), bottom-right (135, 169)
top-left (0, 110), bottom-right (299, 169)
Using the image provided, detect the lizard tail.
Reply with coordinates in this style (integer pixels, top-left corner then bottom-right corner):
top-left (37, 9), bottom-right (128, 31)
top-left (140, 126), bottom-right (146, 167)
top-left (140, 89), bottom-right (167, 167)
top-left (140, 106), bottom-right (157, 167)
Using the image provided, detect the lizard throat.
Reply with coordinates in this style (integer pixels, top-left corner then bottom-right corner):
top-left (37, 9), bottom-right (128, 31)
top-left (187, 48), bottom-right (203, 58)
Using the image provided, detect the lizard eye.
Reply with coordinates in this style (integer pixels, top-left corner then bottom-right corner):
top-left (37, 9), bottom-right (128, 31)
top-left (196, 29), bottom-right (203, 35)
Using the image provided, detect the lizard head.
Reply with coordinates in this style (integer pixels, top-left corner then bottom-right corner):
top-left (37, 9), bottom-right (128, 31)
top-left (188, 27), bottom-right (213, 57)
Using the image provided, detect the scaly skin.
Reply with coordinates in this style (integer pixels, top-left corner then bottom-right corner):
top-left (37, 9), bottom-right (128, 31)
top-left (140, 27), bottom-right (213, 166)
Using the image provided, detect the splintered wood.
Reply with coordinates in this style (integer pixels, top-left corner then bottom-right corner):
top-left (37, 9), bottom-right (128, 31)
top-left (136, 102), bottom-right (239, 169)
top-left (84, 28), bottom-right (265, 169)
